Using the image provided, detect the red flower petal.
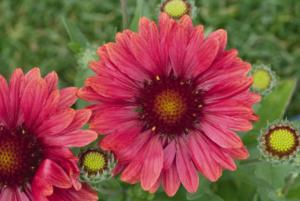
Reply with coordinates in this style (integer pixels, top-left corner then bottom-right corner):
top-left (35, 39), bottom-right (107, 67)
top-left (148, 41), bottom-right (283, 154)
top-left (176, 139), bottom-right (199, 193)
top-left (162, 164), bottom-right (180, 197)
top-left (58, 87), bottom-right (78, 109)
top-left (36, 108), bottom-right (75, 137)
top-left (189, 133), bottom-right (222, 181)
top-left (141, 135), bottom-right (163, 191)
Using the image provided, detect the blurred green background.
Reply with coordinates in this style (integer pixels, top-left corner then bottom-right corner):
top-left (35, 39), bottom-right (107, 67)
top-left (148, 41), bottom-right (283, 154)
top-left (1, 0), bottom-right (300, 201)
top-left (0, 0), bottom-right (299, 115)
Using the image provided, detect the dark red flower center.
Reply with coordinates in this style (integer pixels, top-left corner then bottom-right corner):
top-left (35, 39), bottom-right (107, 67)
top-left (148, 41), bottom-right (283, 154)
top-left (137, 75), bottom-right (203, 136)
top-left (0, 125), bottom-right (43, 187)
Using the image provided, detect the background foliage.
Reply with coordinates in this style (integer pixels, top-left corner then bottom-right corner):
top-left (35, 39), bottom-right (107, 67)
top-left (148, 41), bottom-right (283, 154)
top-left (1, 0), bottom-right (300, 200)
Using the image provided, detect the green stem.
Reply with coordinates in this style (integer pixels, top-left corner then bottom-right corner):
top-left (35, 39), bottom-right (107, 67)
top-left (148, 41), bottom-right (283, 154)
top-left (282, 173), bottom-right (298, 195)
top-left (120, 0), bottom-right (128, 29)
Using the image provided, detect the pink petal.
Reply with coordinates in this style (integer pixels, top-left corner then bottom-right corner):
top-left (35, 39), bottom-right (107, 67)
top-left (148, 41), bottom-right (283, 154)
top-left (148, 177), bottom-right (161, 194)
top-left (24, 68), bottom-right (42, 84)
top-left (45, 71), bottom-right (58, 93)
top-left (200, 119), bottom-right (243, 148)
top-left (36, 159), bottom-right (72, 188)
top-left (58, 87), bottom-right (78, 109)
top-left (32, 159), bottom-right (72, 199)
top-left (120, 156), bottom-right (143, 184)
top-left (163, 140), bottom-right (176, 169)
top-left (20, 77), bottom-right (47, 130)
top-left (184, 26), bottom-right (205, 78)
top-left (176, 138), bottom-right (199, 193)
top-left (115, 131), bottom-right (151, 162)
top-left (141, 135), bottom-right (164, 191)
top-left (226, 146), bottom-right (249, 160)
top-left (162, 164), bottom-right (180, 197)
top-left (204, 77), bottom-right (253, 104)
top-left (48, 184), bottom-right (98, 201)
top-left (85, 75), bottom-right (137, 100)
top-left (64, 109), bottom-right (92, 131)
top-left (77, 86), bottom-right (102, 102)
top-left (199, 134), bottom-right (236, 171)
top-left (37, 90), bottom-right (60, 126)
top-left (158, 13), bottom-right (176, 74)
top-left (8, 68), bottom-right (24, 128)
top-left (105, 39), bottom-right (151, 82)
top-left (189, 133), bottom-right (222, 181)
top-left (137, 17), bottom-right (163, 74)
top-left (169, 23), bottom-right (189, 76)
top-left (207, 29), bottom-right (227, 55)
top-left (16, 187), bottom-right (32, 201)
top-left (178, 14), bottom-right (193, 31)
top-left (100, 127), bottom-right (140, 151)
top-left (191, 37), bottom-right (219, 76)
top-left (43, 130), bottom-right (97, 147)
top-left (0, 75), bottom-right (10, 125)
top-left (43, 147), bottom-right (81, 190)
top-left (0, 187), bottom-right (18, 201)
top-left (205, 113), bottom-right (254, 132)
top-left (36, 109), bottom-right (75, 137)
top-left (89, 105), bottom-right (137, 134)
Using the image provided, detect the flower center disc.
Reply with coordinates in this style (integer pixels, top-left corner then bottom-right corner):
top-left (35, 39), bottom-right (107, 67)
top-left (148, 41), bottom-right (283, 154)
top-left (137, 76), bottom-right (202, 136)
top-left (252, 69), bottom-right (271, 91)
top-left (80, 150), bottom-right (107, 175)
top-left (154, 90), bottom-right (186, 124)
top-left (162, 0), bottom-right (190, 19)
top-left (0, 126), bottom-right (43, 187)
top-left (265, 125), bottom-right (299, 158)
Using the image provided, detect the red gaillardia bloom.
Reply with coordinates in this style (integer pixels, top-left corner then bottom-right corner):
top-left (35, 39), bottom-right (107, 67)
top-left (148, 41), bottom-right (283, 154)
top-left (79, 14), bottom-right (260, 196)
top-left (0, 68), bottom-right (98, 201)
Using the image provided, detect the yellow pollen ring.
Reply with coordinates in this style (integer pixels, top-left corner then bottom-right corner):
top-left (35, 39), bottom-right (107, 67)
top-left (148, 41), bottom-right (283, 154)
top-left (162, 0), bottom-right (189, 18)
top-left (81, 150), bottom-right (107, 174)
top-left (154, 90), bottom-right (186, 124)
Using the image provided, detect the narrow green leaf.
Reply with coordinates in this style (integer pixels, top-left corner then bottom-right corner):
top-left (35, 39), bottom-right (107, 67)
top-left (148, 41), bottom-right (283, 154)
top-left (61, 16), bottom-right (89, 53)
top-left (129, 0), bottom-right (144, 31)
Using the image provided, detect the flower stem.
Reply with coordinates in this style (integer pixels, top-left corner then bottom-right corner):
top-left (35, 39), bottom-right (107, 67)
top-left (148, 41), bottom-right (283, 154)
top-left (120, 0), bottom-right (129, 29)
top-left (282, 173), bottom-right (298, 195)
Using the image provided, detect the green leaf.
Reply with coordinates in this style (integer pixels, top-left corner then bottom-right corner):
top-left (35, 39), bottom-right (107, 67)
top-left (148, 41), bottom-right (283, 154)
top-left (257, 186), bottom-right (286, 201)
top-left (186, 178), bottom-right (224, 201)
top-left (61, 17), bottom-right (89, 53)
top-left (129, 0), bottom-right (144, 31)
top-left (244, 79), bottom-right (297, 145)
top-left (254, 162), bottom-right (294, 188)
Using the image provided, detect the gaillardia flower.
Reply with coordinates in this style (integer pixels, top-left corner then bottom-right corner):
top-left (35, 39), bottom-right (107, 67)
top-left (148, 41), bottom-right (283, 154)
top-left (79, 149), bottom-right (116, 185)
top-left (79, 14), bottom-right (260, 196)
top-left (0, 68), bottom-right (98, 201)
top-left (259, 122), bottom-right (300, 161)
top-left (251, 64), bottom-right (276, 95)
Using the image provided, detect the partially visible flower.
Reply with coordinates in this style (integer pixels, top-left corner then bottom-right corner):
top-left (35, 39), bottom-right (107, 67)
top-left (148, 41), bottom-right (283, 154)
top-left (251, 64), bottom-right (276, 95)
top-left (0, 68), bottom-right (98, 201)
top-left (161, 0), bottom-right (192, 19)
top-left (259, 121), bottom-right (300, 162)
top-left (79, 149), bottom-right (116, 185)
top-left (79, 14), bottom-right (260, 196)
